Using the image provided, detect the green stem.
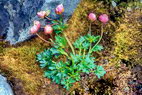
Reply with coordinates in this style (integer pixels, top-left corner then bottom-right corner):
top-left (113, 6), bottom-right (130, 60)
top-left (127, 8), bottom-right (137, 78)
top-left (51, 23), bottom-right (58, 26)
top-left (83, 49), bottom-right (86, 58)
top-left (49, 34), bottom-right (54, 39)
top-left (63, 33), bottom-right (75, 55)
top-left (64, 52), bottom-right (70, 58)
top-left (88, 23), bottom-right (92, 35)
top-left (90, 24), bottom-right (104, 53)
top-left (88, 23), bottom-right (92, 54)
top-left (45, 16), bottom-right (60, 24)
top-left (88, 42), bottom-right (92, 54)
top-left (60, 14), bottom-right (64, 23)
top-left (79, 48), bottom-right (82, 55)
top-left (49, 38), bottom-right (54, 43)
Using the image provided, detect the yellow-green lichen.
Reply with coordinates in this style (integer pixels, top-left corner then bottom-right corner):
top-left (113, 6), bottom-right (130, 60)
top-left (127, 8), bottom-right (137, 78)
top-left (109, 10), bottom-right (142, 68)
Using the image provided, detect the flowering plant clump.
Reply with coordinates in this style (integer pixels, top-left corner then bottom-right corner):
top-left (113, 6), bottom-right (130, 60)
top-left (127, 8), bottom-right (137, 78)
top-left (36, 7), bottom-right (108, 89)
top-left (37, 34), bottom-right (106, 90)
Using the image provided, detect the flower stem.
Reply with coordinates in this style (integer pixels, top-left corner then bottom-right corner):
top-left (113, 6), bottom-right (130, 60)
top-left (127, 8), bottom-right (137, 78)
top-left (83, 49), bottom-right (86, 58)
top-left (88, 23), bottom-right (92, 35)
top-left (63, 33), bottom-right (75, 55)
top-left (88, 42), bottom-right (92, 54)
top-left (49, 38), bottom-right (54, 44)
top-left (64, 51), bottom-right (70, 58)
top-left (45, 16), bottom-right (60, 23)
top-left (51, 23), bottom-right (58, 26)
top-left (90, 24), bottom-right (104, 53)
top-left (45, 16), bottom-right (53, 20)
top-left (49, 34), bottom-right (53, 39)
top-left (36, 33), bottom-right (52, 44)
top-left (79, 48), bottom-right (82, 55)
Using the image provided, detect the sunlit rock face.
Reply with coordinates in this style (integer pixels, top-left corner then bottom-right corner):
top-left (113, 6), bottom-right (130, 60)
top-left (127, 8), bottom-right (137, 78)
top-left (0, 0), bottom-right (80, 44)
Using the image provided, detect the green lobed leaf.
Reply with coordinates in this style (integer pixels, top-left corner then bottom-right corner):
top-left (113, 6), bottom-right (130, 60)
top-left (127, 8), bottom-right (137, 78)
top-left (70, 53), bottom-right (82, 63)
top-left (54, 30), bottom-right (62, 34)
top-left (92, 45), bottom-right (103, 52)
top-left (85, 34), bottom-right (100, 43)
top-left (73, 36), bottom-right (86, 49)
top-left (51, 20), bottom-right (58, 24)
top-left (55, 35), bottom-right (67, 48)
top-left (36, 49), bottom-right (53, 68)
top-left (77, 55), bottom-right (96, 74)
top-left (52, 25), bottom-right (62, 31)
top-left (82, 41), bottom-right (90, 50)
top-left (94, 66), bottom-right (106, 79)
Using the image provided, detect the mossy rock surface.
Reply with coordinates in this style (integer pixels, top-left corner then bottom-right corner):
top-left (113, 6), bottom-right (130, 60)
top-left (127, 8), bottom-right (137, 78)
top-left (0, 0), bottom-right (142, 95)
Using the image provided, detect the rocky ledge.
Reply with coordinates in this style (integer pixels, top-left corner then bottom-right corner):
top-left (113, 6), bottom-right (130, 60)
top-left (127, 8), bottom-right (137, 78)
top-left (0, 0), bottom-right (80, 44)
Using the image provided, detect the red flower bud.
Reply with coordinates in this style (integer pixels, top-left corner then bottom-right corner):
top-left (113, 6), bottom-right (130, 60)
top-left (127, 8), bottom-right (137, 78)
top-left (99, 14), bottom-right (109, 23)
top-left (88, 13), bottom-right (97, 21)
top-left (37, 11), bottom-right (46, 18)
top-left (34, 21), bottom-right (41, 29)
top-left (44, 25), bottom-right (53, 34)
top-left (30, 25), bottom-right (39, 34)
top-left (55, 4), bottom-right (64, 15)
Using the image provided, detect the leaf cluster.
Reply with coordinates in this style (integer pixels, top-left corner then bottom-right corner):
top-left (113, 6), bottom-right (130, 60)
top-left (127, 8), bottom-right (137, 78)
top-left (51, 20), bottom-right (68, 34)
top-left (37, 34), bottom-right (106, 90)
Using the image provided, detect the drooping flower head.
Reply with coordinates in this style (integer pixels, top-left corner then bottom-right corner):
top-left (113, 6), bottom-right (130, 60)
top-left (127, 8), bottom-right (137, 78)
top-left (99, 14), bottom-right (109, 23)
top-left (88, 13), bottom-right (97, 21)
top-left (30, 25), bottom-right (39, 34)
top-left (55, 4), bottom-right (64, 15)
top-left (37, 11), bottom-right (47, 18)
top-left (34, 21), bottom-right (41, 29)
top-left (44, 25), bottom-right (53, 34)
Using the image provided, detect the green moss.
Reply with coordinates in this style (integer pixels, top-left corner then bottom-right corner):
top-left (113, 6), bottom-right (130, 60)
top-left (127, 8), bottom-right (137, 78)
top-left (109, 10), bottom-right (142, 67)
top-left (0, 38), bottom-right (50, 94)
top-left (0, 41), bottom-right (5, 54)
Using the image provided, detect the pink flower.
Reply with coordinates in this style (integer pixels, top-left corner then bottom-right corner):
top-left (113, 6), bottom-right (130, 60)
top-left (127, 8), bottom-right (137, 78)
top-left (30, 25), bottom-right (39, 34)
top-left (55, 4), bottom-right (64, 15)
top-left (99, 14), bottom-right (109, 23)
top-left (34, 21), bottom-right (41, 29)
top-left (37, 11), bottom-right (46, 18)
top-left (88, 13), bottom-right (97, 21)
top-left (44, 25), bottom-right (53, 34)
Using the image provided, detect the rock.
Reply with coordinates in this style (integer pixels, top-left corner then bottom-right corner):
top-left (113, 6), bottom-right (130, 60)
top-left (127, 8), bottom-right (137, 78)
top-left (0, 75), bottom-right (14, 95)
top-left (0, 0), bottom-right (80, 44)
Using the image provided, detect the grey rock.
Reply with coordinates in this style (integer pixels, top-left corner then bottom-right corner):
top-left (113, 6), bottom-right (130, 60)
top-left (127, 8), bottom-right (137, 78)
top-left (0, 75), bottom-right (14, 95)
top-left (0, 0), bottom-right (80, 44)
